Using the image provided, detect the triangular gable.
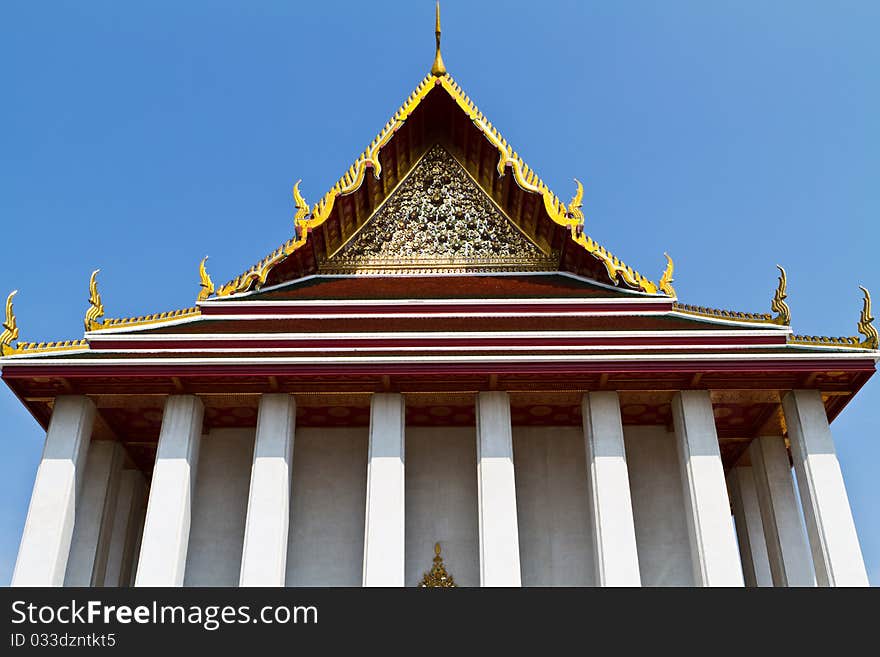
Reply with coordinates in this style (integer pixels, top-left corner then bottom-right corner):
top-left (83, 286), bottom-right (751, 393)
top-left (320, 145), bottom-right (555, 274)
top-left (215, 73), bottom-right (664, 297)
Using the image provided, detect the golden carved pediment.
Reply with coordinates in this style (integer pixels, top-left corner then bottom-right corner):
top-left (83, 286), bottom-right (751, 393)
top-left (318, 145), bottom-right (557, 274)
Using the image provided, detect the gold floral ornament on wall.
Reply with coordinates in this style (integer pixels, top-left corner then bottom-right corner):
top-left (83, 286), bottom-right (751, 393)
top-left (418, 543), bottom-right (456, 588)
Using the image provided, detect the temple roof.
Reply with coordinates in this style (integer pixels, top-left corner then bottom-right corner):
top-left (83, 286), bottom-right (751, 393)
top-left (0, 6), bottom-right (876, 364)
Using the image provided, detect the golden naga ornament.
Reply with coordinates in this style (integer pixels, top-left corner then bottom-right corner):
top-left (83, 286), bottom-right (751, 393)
top-left (418, 542), bottom-right (456, 588)
top-left (84, 269), bottom-right (104, 332)
top-left (659, 253), bottom-right (676, 298)
top-left (567, 178), bottom-right (584, 224)
top-left (198, 256), bottom-right (215, 302)
top-left (858, 285), bottom-right (878, 349)
top-left (292, 179), bottom-right (310, 224)
top-left (770, 265), bottom-right (791, 326)
top-left (431, 2), bottom-right (446, 77)
top-left (1, 290), bottom-right (20, 356)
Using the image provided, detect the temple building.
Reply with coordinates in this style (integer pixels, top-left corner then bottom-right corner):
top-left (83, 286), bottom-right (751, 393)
top-left (3, 5), bottom-right (876, 588)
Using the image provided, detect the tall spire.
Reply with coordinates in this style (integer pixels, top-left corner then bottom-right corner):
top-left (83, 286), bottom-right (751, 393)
top-left (431, 1), bottom-right (446, 77)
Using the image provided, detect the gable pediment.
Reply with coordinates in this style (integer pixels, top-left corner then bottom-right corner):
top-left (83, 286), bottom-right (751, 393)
top-left (319, 145), bottom-right (556, 274)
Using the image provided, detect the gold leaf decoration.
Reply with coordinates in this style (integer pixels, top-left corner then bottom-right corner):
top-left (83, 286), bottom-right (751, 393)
top-left (198, 256), bottom-right (215, 302)
top-left (216, 72), bottom-right (660, 296)
top-left (431, 1), bottom-right (446, 77)
top-left (567, 178), bottom-right (584, 224)
top-left (858, 285), bottom-right (878, 349)
top-left (1, 290), bottom-right (19, 356)
top-left (418, 542), bottom-right (456, 588)
top-left (84, 269), bottom-right (104, 332)
top-left (292, 179), bottom-right (310, 223)
top-left (659, 253), bottom-right (676, 298)
top-left (770, 265), bottom-right (791, 326)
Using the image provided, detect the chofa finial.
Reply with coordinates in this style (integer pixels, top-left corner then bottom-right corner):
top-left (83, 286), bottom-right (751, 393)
top-left (431, 2), bottom-right (446, 77)
top-left (858, 285), bottom-right (878, 349)
top-left (567, 178), bottom-right (584, 223)
top-left (771, 265), bottom-right (791, 326)
top-left (1, 290), bottom-right (19, 356)
top-left (659, 253), bottom-right (676, 298)
top-left (292, 179), bottom-right (310, 224)
top-left (198, 256), bottom-right (215, 302)
top-left (84, 269), bottom-right (104, 332)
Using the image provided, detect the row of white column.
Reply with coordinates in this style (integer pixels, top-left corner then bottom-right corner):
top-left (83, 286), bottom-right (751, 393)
top-left (12, 389), bottom-right (868, 587)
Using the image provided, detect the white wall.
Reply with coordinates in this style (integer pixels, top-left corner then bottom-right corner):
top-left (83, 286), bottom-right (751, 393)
top-left (286, 427), bottom-right (368, 586)
top-left (184, 428), bottom-right (254, 586)
top-left (405, 427), bottom-right (479, 587)
top-left (624, 425), bottom-right (694, 586)
top-left (513, 426), bottom-right (594, 587)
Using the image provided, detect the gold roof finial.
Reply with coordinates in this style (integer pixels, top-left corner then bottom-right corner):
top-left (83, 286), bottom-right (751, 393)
top-left (292, 179), bottom-right (310, 223)
top-left (567, 178), bottom-right (584, 223)
top-left (771, 265), bottom-right (791, 326)
top-left (84, 269), bottom-right (104, 332)
top-left (431, 2), bottom-right (446, 77)
top-left (418, 542), bottom-right (456, 587)
top-left (659, 253), bottom-right (677, 298)
top-left (198, 256), bottom-right (215, 302)
top-left (858, 285), bottom-right (878, 349)
top-left (1, 290), bottom-right (20, 356)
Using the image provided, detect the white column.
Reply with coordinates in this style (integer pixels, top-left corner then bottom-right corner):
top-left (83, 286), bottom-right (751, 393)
top-left (783, 390), bottom-right (868, 586)
top-left (362, 393), bottom-right (405, 586)
top-left (749, 435), bottom-right (814, 586)
top-left (476, 391), bottom-right (521, 587)
top-left (134, 395), bottom-right (203, 587)
top-left (102, 468), bottom-right (147, 587)
top-left (12, 395), bottom-right (95, 587)
top-left (64, 440), bottom-right (124, 586)
top-left (672, 391), bottom-right (744, 587)
top-left (726, 466), bottom-right (772, 587)
top-left (126, 494), bottom-right (148, 587)
top-left (581, 392), bottom-right (641, 586)
top-left (240, 394), bottom-right (296, 587)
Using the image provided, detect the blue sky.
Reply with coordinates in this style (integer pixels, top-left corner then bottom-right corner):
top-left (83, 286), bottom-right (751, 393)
top-left (1, 1), bottom-right (877, 585)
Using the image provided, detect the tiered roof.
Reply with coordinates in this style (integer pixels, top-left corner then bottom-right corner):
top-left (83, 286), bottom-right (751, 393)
top-left (1, 4), bottom-right (876, 372)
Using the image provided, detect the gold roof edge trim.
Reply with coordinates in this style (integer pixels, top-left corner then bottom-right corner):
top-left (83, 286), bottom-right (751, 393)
top-left (215, 72), bottom-right (665, 297)
top-left (98, 306), bottom-right (202, 331)
top-left (672, 302), bottom-right (775, 325)
top-left (2, 290), bottom-right (89, 357)
top-left (670, 266), bottom-right (793, 328)
top-left (790, 286), bottom-right (877, 351)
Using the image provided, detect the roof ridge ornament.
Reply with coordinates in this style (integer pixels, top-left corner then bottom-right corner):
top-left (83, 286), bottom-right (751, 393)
top-left (292, 179), bottom-right (310, 224)
top-left (198, 256), bottom-right (215, 302)
top-left (659, 253), bottom-right (676, 298)
top-left (1, 290), bottom-right (19, 356)
top-left (770, 265), bottom-right (791, 326)
top-left (567, 178), bottom-right (584, 223)
top-left (858, 285), bottom-right (878, 349)
top-left (431, 2), bottom-right (447, 77)
top-left (84, 269), bottom-right (104, 332)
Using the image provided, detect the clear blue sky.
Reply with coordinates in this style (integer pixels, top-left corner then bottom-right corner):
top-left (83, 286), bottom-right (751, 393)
top-left (1, 1), bottom-right (877, 585)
